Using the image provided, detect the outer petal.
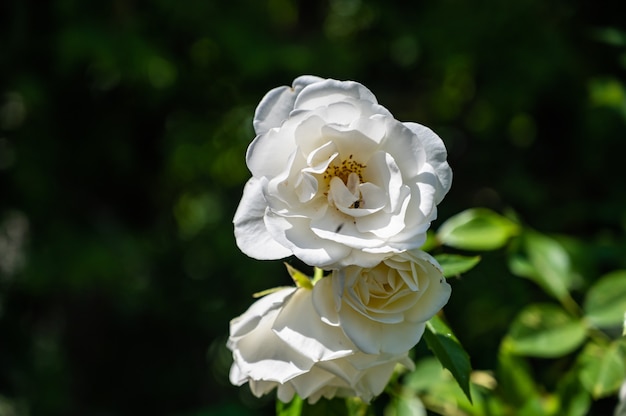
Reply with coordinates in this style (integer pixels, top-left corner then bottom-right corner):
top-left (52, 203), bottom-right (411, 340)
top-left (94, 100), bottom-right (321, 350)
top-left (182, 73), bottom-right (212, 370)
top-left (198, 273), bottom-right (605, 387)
top-left (264, 213), bottom-right (351, 268)
top-left (272, 288), bottom-right (355, 361)
top-left (338, 304), bottom-right (426, 354)
top-left (294, 79), bottom-right (380, 111)
top-left (233, 178), bottom-right (293, 260)
top-left (253, 75), bottom-right (324, 135)
top-left (404, 122), bottom-right (452, 203)
top-left (228, 288), bottom-right (314, 385)
top-left (229, 287), bottom-right (296, 341)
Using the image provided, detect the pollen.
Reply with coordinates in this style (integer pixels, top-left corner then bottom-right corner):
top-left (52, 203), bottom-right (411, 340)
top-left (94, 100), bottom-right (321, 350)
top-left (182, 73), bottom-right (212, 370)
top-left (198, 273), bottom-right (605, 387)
top-left (322, 155), bottom-right (365, 185)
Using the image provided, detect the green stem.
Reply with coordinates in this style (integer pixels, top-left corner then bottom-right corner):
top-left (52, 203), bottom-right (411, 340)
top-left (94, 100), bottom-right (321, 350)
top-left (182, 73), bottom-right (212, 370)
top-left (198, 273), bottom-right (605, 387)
top-left (312, 267), bottom-right (324, 284)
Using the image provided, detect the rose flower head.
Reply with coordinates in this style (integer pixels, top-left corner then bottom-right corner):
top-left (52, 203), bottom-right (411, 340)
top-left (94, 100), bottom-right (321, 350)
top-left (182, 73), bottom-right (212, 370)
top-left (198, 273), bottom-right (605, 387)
top-left (234, 76), bottom-right (452, 268)
top-left (314, 249), bottom-right (451, 355)
top-left (228, 286), bottom-right (414, 404)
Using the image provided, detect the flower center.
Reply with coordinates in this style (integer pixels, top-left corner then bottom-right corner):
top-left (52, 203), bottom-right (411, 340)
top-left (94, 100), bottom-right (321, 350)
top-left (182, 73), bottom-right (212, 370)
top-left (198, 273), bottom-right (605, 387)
top-left (322, 154), bottom-right (367, 209)
top-left (322, 154), bottom-right (365, 185)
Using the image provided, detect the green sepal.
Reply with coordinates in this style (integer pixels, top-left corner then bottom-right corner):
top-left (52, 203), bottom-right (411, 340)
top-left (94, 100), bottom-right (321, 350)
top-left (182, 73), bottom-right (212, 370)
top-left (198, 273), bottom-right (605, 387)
top-left (285, 263), bottom-right (313, 290)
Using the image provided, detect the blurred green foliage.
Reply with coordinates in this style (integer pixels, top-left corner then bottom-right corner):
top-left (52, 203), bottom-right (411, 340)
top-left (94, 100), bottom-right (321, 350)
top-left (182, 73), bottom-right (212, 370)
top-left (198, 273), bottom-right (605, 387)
top-left (1, 0), bottom-right (625, 415)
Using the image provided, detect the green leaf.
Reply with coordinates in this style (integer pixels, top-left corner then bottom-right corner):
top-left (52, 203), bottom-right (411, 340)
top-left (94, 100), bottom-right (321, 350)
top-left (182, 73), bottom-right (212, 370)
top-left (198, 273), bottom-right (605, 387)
top-left (497, 343), bottom-right (539, 407)
top-left (385, 395), bottom-right (426, 416)
top-left (555, 367), bottom-right (591, 416)
top-left (277, 395), bottom-right (303, 416)
top-left (583, 270), bottom-right (626, 328)
top-left (404, 357), bottom-right (450, 392)
top-left (424, 315), bottom-right (473, 403)
top-left (278, 396), bottom-right (351, 416)
top-left (505, 303), bottom-right (587, 358)
top-left (403, 358), bottom-right (476, 415)
top-left (508, 231), bottom-right (577, 303)
top-left (436, 208), bottom-right (519, 251)
top-left (301, 398), bottom-right (349, 416)
top-left (420, 230), bottom-right (439, 252)
top-left (345, 397), bottom-right (373, 416)
top-left (578, 339), bottom-right (626, 398)
top-left (433, 254), bottom-right (481, 277)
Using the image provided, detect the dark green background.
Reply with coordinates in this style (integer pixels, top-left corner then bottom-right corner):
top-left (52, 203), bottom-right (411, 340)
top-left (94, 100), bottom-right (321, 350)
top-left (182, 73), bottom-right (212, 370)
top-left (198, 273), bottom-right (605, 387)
top-left (1, 1), bottom-right (625, 415)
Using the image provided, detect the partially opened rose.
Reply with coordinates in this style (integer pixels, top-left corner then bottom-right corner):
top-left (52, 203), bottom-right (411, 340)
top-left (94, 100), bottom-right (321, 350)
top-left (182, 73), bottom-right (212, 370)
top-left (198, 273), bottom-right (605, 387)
top-left (314, 250), bottom-right (451, 355)
top-left (234, 76), bottom-right (452, 268)
top-left (228, 286), bottom-right (414, 404)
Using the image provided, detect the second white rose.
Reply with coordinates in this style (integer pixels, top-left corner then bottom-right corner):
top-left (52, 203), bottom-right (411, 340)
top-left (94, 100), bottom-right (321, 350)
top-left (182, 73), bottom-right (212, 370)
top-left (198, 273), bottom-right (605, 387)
top-left (314, 250), bottom-right (452, 355)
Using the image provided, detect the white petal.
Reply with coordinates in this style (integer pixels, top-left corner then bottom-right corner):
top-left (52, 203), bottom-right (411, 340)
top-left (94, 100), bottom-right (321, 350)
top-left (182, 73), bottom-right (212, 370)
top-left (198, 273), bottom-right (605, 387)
top-left (405, 265), bottom-right (451, 323)
top-left (346, 182), bottom-right (386, 216)
top-left (246, 126), bottom-right (296, 179)
top-left (404, 122), bottom-right (453, 202)
top-left (230, 307), bottom-right (314, 383)
top-left (294, 79), bottom-right (379, 111)
top-left (304, 141), bottom-right (339, 172)
top-left (320, 101), bottom-right (361, 125)
top-left (293, 114), bottom-right (329, 155)
top-left (355, 189), bottom-right (410, 239)
top-left (253, 75), bottom-right (323, 135)
top-left (287, 366), bottom-right (339, 400)
top-left (295, 171), bottom-right (318, 203)
top-left (229, 287), bottom-right (296, 340)
top-left (233, 178), bottom-right (293, 260)
top-left (353, 360), bottom-right (403, 400)
top-left (310, 209), bottom-right (385, 250)
top-left (339, 304), bottom-right (427, 354)
top-left (320, 124), bottom-right (381, 161)
top-left (248, 379), bottom-right (280, 397)
top-left (380, 119), bottom-right (426, 179)
top-left (347, 350), bottom-right (410, 370)
top-left (311, 276), bottom-right (341, 326)
top-left (328, 176), bottom-right (359, 208)
top-left (265, 213), bottom-right (351, 268)
top-left (275, 383), bottom-right (297, 403)
top-left (272, 288), bottom-right (356, 361)
top-left (336, 250), bottom-right (391, 269)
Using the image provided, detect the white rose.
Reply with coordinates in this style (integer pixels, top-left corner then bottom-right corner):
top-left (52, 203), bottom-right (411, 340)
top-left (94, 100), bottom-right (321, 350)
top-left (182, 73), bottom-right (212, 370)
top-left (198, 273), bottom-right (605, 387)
top-left (314, 250), bottom-right (451, 355)
top-left (234, 76), bottom-right (452, 268)
top-left (228, 286), bottom-right (414, 404)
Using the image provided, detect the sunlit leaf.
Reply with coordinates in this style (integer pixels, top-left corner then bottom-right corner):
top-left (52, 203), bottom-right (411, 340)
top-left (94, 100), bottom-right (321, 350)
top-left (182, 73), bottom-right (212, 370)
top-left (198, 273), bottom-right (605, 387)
top-left (505, 303), bottom-right (587, 358)
top-left (508, 231), bottom-right (577, 302)
top-left (420, 230), bottom-right (439, 252)
top-left (404, 358), bottom-right (448, 392)
top-left (385, 395), bottom-right (426, 416)
top-left (578, 339), bottom-right (626, 399)
top-left (583, 270), bottom-right (626, 328)
top-left (403, 358), bottom-right (476, 415)
top-left (433, 254), bottom-right (481, 278)
top-left (424, 315), bottom-right (472, 402)
top-left (436, 208), bottom-right (519, 251)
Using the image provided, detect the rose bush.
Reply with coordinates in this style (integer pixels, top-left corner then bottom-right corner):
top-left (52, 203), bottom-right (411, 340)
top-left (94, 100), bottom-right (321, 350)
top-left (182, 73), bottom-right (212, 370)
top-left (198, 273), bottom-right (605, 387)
top-left (314, 250), bottom-right (451, 355)
top-left (234, 76), bottom-right (452, 268)
top-left (228, 286), bottom-right (414, 404)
